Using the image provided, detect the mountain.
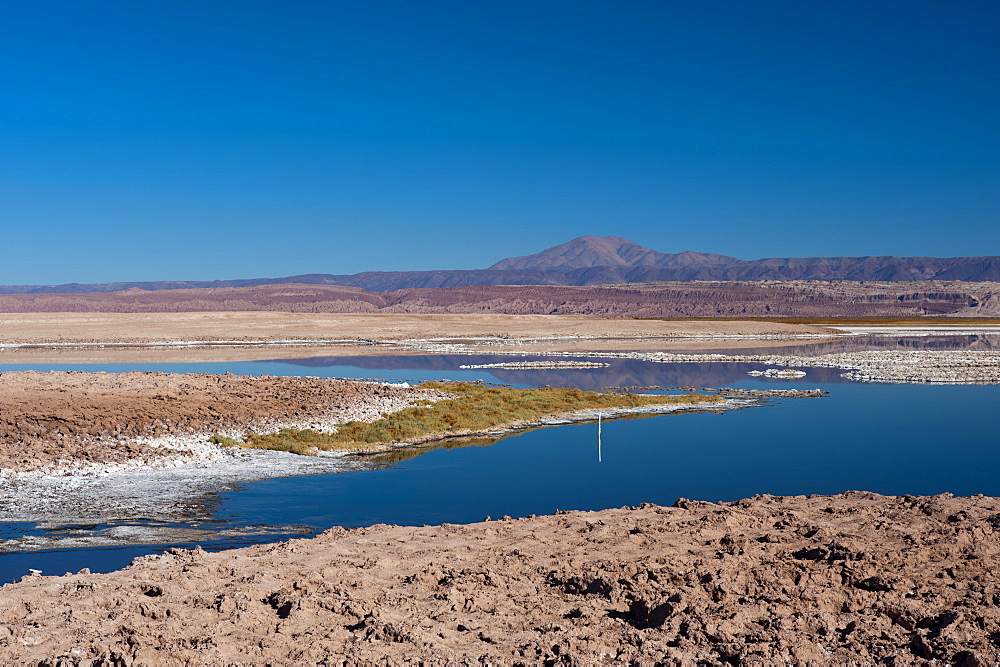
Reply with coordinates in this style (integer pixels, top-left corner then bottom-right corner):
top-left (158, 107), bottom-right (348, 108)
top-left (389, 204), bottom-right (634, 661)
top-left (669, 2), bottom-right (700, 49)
top-left (488, 236), bottom-right (1000, 283)
top-left (1, 236), bottom-right (998, 295)
top-left (489, 235), bottom-right (742, 271)
top-left (489, 235), bottom-right (663, 270)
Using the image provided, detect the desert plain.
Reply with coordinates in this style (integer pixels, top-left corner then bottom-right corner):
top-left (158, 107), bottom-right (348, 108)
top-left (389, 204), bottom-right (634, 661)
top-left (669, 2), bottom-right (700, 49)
top-left (0, 311), bottom-right (840, 349)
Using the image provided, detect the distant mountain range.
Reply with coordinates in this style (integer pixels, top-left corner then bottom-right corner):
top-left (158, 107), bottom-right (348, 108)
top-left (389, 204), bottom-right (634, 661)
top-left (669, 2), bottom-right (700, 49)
top-left (2, 280), bottom-right (997, 317)
top-left (488, 236), bottom-right (1000, 282)
top-left (3, 235), bottom-right (999, 294)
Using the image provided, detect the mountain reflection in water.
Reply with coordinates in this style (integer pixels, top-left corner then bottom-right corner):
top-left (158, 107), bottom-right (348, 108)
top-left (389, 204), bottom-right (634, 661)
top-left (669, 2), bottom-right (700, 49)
top-left (265, 354), bottom-right (844, 390)
top-left (674, 333), bottom-right (1000, 357)
top-left (265, 334), bottom-right (1000, 390)
top-left (359, 434), bottom-right (512, 465)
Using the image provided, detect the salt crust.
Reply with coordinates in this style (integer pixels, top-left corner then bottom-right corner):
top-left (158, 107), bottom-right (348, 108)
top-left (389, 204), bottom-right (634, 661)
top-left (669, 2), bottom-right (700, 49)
top-left (0, 380), bottom-right (437, 529)
top-left (391, 335), bottom-right (1000, 384)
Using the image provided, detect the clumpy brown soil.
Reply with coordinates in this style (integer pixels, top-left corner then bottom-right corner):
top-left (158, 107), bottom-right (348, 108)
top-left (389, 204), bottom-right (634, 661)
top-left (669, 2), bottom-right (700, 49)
top-left (0, 371), bottom-right (429, 472)
top-left (3, 491), bottom-right (1000, 664)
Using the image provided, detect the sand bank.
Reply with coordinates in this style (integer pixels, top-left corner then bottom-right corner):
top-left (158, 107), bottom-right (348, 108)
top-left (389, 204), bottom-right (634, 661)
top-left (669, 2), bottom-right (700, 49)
top-left (0, 397), bottom-right (749, 543)
top-left (0, 312), bottom-right (844, 363)
top-left (0, 312), bottom-right (842, 345)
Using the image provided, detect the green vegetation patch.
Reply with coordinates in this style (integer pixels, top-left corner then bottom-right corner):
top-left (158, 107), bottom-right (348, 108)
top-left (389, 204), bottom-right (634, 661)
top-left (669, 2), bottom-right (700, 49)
top-left (216, 381), bottom-right (724, 456)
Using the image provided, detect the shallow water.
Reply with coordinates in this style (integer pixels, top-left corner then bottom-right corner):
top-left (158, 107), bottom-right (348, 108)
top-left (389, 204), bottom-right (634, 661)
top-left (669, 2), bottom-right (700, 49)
top-left (0, 353), bottom-right (851, 390)
top-left (1, 337), bottom-right (997, 583)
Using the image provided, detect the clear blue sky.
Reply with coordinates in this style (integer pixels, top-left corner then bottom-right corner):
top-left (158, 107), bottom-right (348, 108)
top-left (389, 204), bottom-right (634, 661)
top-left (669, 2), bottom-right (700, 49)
top-left (2, 0), bottom-right (997, 283)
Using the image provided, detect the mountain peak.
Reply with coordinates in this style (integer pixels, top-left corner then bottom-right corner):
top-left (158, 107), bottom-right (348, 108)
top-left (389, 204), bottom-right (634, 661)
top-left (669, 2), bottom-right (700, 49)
top-left (489, 236), bottom-right (742, 271)
top-left (489, 235), bottom-right (661, 271)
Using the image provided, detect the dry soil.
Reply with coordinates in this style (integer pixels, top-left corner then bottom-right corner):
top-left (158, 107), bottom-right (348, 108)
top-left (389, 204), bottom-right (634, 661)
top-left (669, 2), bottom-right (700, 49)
top-left (1, 492), bottom-right (997, 664)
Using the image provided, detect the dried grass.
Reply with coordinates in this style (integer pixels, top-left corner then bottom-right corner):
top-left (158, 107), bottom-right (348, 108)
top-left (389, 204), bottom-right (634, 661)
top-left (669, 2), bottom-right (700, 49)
top-left (221, 381), bottom-right (724, 455)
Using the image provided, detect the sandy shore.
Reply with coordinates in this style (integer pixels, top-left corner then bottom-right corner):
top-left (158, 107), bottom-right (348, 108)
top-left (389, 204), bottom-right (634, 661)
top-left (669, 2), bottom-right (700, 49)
top-left (0, 312), bottom-right (843, 361)
top-left (2, 491), bottom-right (997, 663)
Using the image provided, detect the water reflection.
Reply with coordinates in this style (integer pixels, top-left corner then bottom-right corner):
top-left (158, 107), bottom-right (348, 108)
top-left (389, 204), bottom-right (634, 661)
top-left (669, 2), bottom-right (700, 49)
top-left (265, 354), bottom-right (846, 390)
top-left (666, 333), bottom-right (1000, 357)
top-left (359, 434), bottom-right (513, 465)
top-left (356, 408), bottom-right (735, 467)
top-left (263, 334), bottom-right (1000, 389)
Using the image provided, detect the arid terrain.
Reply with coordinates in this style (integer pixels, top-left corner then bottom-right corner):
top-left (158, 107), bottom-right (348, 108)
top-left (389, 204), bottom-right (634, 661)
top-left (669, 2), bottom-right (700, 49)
top-left (0, 371), bottom-right (433, 472)
top-left (3, 491), bottom-right (998, 664)
top-left (1, 279), bottom-right (999, 317)
top-left (0, 312), bottom-right (841, 358)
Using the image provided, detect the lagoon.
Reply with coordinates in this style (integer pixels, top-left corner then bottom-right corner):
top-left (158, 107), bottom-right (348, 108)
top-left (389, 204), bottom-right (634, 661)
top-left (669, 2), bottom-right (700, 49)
top-left (1, 334), bottom-right (997, 583)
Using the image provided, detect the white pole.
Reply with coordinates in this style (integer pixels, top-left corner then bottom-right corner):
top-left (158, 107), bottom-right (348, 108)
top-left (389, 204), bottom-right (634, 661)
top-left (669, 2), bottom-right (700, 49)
top-left (597, 412), bottom-right (602, 463)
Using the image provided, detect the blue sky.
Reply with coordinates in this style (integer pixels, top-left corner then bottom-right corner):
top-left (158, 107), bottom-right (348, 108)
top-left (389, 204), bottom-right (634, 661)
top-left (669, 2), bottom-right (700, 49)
top-left (2, 0), bottom-right (997, 283)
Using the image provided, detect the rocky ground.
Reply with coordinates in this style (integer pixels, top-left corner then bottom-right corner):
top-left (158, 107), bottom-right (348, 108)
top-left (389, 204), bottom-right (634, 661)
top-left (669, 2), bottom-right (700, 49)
top-left (1, 491), bottom-right (998, 664)
top-left (0, 371), bottom-right (435, 472)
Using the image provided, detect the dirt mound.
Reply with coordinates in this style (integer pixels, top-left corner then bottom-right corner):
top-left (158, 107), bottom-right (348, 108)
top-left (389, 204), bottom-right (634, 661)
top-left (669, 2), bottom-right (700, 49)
top-left (3, 492), bottom-right (1000, 663)
top-left (0, 371), bottom-right (428, 472)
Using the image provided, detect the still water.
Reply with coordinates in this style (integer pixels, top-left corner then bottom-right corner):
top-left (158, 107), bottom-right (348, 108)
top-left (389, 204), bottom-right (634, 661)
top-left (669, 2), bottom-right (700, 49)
top-left (1, 336), bottom-right (997, 583)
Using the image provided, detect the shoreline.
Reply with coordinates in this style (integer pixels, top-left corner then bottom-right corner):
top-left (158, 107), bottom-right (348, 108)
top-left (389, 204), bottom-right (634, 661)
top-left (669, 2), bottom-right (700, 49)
top-left (0, 389), bottom-right (752, 529)
top-left (0, 370), bottom-right (746, 530)
top-left (4, 491), bottom-right (1000, 663)
top-left (600, 349), bottom-right (1000, 384)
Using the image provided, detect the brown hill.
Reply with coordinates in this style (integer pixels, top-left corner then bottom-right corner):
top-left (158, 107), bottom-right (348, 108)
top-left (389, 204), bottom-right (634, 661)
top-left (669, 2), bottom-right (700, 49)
top-left (488, 235), bottom-right (740, 271)
top-left (1, 280), bottom-right (998, 317)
